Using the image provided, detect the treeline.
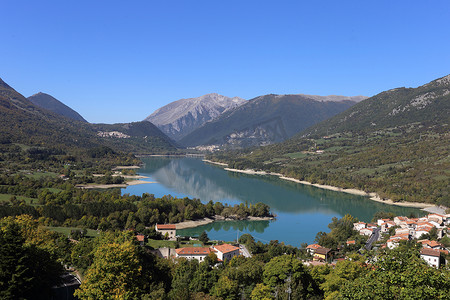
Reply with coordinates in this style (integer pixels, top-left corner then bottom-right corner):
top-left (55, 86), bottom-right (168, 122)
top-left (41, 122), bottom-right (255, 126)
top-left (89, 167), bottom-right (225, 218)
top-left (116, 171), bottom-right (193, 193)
top-left (0, 176), bottom-right (272, 231)
top-left (2, 214), bottom-right (449, 300)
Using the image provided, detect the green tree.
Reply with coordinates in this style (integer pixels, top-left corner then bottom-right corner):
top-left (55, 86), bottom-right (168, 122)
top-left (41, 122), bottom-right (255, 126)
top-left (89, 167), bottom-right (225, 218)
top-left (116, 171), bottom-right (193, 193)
top-left (74, 239), bottom-right (143, 299)
top-left (339, 246), bottom-right (450, 299)
top-left (251, 283), bottom-right (273, 300)
top-left (263, 255), bottom-right (319, 299)
top-left (199, 231), bottom-right (209, 244)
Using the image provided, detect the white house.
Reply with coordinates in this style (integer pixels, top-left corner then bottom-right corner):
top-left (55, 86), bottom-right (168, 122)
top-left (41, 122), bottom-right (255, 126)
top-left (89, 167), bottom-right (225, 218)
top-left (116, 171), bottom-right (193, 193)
top-left (359, 228), bottom-right (373, 236)
top-left (353, 222), bottom-right (366, 231)
top-left (155, 224), bottom-right (177, 239)
top-left (212, 244), bottom-right (241, 261)
top-left (420, 248), bottom-right (441, 268)
top-left (175, 247), bottom-right (215, 262)
top-left (306, 244), bottom-right (322, 255)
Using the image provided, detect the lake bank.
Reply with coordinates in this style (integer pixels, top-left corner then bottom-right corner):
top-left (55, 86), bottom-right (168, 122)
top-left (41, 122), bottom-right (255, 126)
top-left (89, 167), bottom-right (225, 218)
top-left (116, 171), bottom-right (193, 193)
top-left (203, 159), bottom-right (437, 210)
top-left (175, 215), bottom-right (275, 230)
top-left (76, 179), bottom-right (156, 189)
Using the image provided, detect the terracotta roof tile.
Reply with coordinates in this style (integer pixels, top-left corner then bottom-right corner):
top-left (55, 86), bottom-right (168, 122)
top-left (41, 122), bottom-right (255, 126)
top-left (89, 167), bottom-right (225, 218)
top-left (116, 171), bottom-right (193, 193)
top-left (156, 224), bottom-right (176, 230)
top-left (213, 244), bottom-right (240, 254)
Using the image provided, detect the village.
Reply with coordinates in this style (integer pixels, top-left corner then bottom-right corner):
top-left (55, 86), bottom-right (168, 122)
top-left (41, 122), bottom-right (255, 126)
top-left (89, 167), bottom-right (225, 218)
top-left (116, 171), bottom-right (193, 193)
top-left (307, 212), bottom-right (449, 268)
top-left (137, 213), bottom-right (450, 270)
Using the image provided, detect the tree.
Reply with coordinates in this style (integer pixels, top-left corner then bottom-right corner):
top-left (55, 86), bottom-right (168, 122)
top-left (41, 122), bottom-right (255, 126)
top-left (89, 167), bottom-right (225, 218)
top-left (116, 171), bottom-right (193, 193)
top-left (199, 231), bottom-right (209, 244)
top-left (263, 255), bottom-right (319, 299)
top-left (251, 283), bottom-right (273, 300)
top-left (339, 246), bottom-right (450, 299)
top-left (74, 239), bottom-right (143, 299)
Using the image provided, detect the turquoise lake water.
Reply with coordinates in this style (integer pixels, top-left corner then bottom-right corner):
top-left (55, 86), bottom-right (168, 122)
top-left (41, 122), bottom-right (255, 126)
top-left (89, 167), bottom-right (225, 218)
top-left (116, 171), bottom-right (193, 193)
top-left (123, 157), bottom-right (423, 247)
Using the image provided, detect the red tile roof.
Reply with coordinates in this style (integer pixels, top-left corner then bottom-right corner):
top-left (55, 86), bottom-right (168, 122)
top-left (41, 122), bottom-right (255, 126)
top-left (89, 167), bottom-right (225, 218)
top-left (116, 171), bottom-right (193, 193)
top-left (346, 240), bottom-right (356, 245)
top-left (213, 244), bottom-right (240, 254)
top-left (175, 247), bottom-right (215, 255)
top-left (156, 224), bottom-right (176, 230)
top-left (136, 234), bottom-right (145, 242)
top-left (306, 244), bottom-right (322, 249)
top-left (420, 248), bottom-right (440, 257)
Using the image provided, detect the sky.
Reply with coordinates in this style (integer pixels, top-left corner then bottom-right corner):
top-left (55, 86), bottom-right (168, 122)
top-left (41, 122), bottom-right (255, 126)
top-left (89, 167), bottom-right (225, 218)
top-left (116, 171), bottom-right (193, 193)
top-left (1, 1), bottom-right (449, 123)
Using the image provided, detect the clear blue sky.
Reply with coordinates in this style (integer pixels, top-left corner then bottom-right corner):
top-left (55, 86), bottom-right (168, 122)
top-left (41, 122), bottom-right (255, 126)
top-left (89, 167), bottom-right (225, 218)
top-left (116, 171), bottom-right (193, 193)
top-left (1, 0), bottom-right (449, 123)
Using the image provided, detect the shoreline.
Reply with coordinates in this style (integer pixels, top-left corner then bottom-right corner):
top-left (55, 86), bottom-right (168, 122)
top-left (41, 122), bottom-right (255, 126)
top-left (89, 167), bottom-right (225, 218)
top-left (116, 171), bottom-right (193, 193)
top-left (175, 215), bottom-right (275, 230)
top-left (204, 160), bottom-right (438, 210)
top-left (75, 180), bottom-right (156, 189)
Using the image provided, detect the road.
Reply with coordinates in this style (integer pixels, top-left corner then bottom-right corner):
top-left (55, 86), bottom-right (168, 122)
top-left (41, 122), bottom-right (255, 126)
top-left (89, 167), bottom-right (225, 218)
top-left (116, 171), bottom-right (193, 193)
top-left (240, 244), bottom-right (252, 258)
top-left (365, 228), bottom-right (381, 250)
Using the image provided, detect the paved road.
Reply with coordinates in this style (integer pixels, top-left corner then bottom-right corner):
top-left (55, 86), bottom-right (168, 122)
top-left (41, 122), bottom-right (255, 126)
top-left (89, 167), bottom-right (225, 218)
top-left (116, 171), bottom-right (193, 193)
top-left (240, 244), bottom-right (252, 258)
top-left (365, 228), bottom-right (381, 250)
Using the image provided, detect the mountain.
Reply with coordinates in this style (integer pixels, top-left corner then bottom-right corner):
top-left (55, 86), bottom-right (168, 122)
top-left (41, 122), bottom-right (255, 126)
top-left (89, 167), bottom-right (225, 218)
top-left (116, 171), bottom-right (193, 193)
top-left (145, 93), bottom-right (246, 141)
top-left (179, 94), bottom-right (363, 148)
top-left (212, 75), bottom-right (450, 206)
top-left (0, 78), bottom-right (177, 155)
top-left (28, 92), bottom-right (87, 122)
top-left (302, 75), bottom-right (450, 137)
top-left (92, 121), bottom-right (178, 154)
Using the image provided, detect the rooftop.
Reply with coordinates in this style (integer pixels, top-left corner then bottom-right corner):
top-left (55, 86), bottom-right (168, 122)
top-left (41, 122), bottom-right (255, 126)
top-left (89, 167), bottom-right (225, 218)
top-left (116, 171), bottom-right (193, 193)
top-left (213, 244), bottom-right (240, 253)
top-left (175, 247), bottom-right (215, 255)
top-left (420, 248), bottom-right (441, 257)
top-left (156, 224), bottom-right (176, 230)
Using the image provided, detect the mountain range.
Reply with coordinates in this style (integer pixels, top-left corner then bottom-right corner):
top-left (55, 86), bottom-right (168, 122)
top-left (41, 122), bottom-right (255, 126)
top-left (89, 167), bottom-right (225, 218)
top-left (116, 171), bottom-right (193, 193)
top-left (179, 94), bottom-right (364, 148)
top-left (0, 78), bottom-right (177, 155)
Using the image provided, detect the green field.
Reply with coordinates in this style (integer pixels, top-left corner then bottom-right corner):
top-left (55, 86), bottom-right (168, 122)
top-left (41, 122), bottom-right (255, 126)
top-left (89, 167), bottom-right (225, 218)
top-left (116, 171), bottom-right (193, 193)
top-left (0, 194), bottom-right (38, 205)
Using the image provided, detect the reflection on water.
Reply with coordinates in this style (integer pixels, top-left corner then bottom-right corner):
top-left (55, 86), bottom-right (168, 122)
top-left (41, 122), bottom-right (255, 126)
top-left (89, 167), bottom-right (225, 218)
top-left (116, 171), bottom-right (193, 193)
top-left (178, 220), bottom-right (271, 238)
top-left (124, 157), bottom-right (424, 246)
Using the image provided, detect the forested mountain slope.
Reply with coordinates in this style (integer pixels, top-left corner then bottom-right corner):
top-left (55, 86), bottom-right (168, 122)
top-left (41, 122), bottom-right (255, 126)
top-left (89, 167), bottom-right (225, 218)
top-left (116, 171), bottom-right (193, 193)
top-left (28, 92), bottom-right (87, 122)
top-left (0, 78), bottom-right (178, 157)
top-left (211, 75), bottom-right (450, 206)
top-left (180, 94), bottom-right (361, 148)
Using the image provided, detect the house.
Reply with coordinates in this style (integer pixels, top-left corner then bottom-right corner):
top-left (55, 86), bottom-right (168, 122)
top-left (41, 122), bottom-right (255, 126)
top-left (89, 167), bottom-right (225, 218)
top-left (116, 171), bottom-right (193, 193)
top-left (155, 224), bottom-right (177, 239)
top-left (420, 248), bottom-right (441, 268)
top-left (427, 214), bottom-right (445, 225)
top-left (394, 216), bottom-right (408, 226)
top-left (136, 234), bottom-right (146, 246)
top-left (175, 247), bottom-right (215, 262)
top-left (415, 226), bottom-right (432, 239)
top-left (306, 244), bottom-right (322, 255)
top-left (377, 219), bottom-right (391, 226)
top-left (359, 228), bottom-right (373, 236)
top-left (386, 233), bottom-right (409, 249)
top-left (380, 221), bottom-right (396, 233)
top-left (346, 240), bottom-right (356, 246)
top-left (212, 244), bottom-right (240, 261)
top-left (313, 247), bottom-right (332, 261)
top-left (418, 240), bottom-right (444, 250)
top-left (395, 227), bottom-right (410, 236)
top-left (353, 222), bottom-right (366, 231)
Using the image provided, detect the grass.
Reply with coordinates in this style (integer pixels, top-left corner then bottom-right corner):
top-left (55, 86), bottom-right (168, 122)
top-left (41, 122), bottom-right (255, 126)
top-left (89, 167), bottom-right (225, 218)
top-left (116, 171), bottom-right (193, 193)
top-left (146, 239), bottom-right (201, 249)
top-left (0, 194), bottom-right (38, 205)
top-left (46, 226), bottom-right (100, 238)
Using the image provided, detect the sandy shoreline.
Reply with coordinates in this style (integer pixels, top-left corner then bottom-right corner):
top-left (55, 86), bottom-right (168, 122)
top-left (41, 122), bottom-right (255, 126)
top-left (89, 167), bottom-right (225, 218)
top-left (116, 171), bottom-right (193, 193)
top-left (175, 215), bottom-right (275, 230)
top-left (76, 180), bottom-right (156, 189)
top-left (205, 160), bottom-right (438, 210)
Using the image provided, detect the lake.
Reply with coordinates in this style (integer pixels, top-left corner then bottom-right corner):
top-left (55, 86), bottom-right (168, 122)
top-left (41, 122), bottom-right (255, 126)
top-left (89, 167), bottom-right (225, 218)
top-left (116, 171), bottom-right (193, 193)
top-left (123, 157), bottom-right (423, 247)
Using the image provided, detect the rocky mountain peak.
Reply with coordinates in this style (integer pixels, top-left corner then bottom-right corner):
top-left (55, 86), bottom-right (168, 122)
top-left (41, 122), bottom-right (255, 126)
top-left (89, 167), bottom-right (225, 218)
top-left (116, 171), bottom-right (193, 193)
top-left (144, 93), bottom-right (246, 141)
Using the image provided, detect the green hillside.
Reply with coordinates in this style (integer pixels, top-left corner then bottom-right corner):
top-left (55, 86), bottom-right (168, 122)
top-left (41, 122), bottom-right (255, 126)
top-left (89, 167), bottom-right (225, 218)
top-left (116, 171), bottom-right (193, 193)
top-left (210, 75), bottom-right (450, 206)
top-left (28, 92), bottom-right (88, 122)
top-left (0, 78), bottom-right (179, 164)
